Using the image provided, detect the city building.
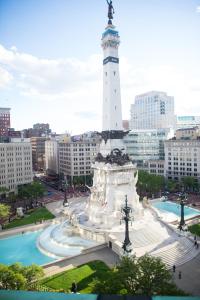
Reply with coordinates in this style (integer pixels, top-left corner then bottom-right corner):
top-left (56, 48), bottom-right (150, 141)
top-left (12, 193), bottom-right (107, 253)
top-left (175, 127), bottom-right (200, 140)
top-left (0, 138), bottom-right (33, 192)
top-left (122, 120), bottom-right (129, 131)
top-left (0, 107), bottom-right (11, 137)
top-left (147, 160), bottom-right (165, 175)
top-left (45, 138), bottom-right (59, 175)
top-left (23, 123), bottom-right (51, 138)
top-left (130, 91), bottom-right (176, 130)
top-left (7, 128), bottom-right (21, 138)
top-left (177, 116), bottom-right (200, 129)
top-left (164, 127), bottom-right (200, 182)
top-left (124, 128), bottom-right (174, 169)
top-left (31, 137), bottom-right (49, 171)
top-left (59, 134), bottom-right (100, 183)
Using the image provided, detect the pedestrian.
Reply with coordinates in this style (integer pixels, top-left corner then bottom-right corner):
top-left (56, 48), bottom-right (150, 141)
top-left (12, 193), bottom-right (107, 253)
top-left (172, 265), bottom-right (176, 272)
top-left (71, 281), bottom-right (77, 293)
top-left (194, 240), bottom-right (197, 247)
top-left (178, 271), bottom-right (182, 279)
top-left (194, 235), bottom-right (197, 241)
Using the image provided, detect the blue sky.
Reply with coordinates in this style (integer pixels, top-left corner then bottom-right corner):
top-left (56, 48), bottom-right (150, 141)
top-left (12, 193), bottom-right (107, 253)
top-left (0, 0), bottom-right (200, 134)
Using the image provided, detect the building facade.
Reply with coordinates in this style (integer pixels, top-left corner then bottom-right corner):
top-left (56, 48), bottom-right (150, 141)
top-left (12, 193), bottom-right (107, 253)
top-left (147, 160), bottom-right (165, 175)
top-left (59, 139), bottom-right (100, 182)
top-left (124, 128), bottom-right (173, 169)
top-left (122, 120), bottom-right (129, 131)
top-left (0, 107), bottom-right (11, 137)
top-left (177, 116), bottom-right (200, 129)
top-left (175, 127), bottom-right (200, 140)
top-left (164, 127), bottom-right (200, 182)
top-left (23, 123), bottom-right (51, 138)
top-left (31, 137), bottom-right (48, 171)
top-left (0, 139), bottom-right (33, 192)
top-left (130, 91), bottom-right (176, 130)
top-left (45, 139), bottom-right (59, 175)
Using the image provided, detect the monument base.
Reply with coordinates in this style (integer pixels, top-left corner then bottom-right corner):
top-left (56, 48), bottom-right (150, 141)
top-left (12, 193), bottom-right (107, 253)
top-left (86, 161), bottom-right (143, 228)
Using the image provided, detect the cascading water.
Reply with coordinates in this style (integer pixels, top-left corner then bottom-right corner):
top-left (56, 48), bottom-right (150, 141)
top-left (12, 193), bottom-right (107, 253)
top-left (37, 221), bottom-right (97, 258)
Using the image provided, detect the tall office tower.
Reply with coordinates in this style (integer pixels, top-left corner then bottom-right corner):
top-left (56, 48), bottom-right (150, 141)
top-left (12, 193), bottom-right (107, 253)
top-left (0, 107), bottom-right (11, 137)
top-left (130, 91), bottom-right (176, 130)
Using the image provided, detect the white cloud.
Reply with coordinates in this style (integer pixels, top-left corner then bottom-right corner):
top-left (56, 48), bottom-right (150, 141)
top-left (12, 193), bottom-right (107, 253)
top-left (0, 66), bottom-right (13, 88)
top-left (0, 44), bottom-right (101, 97)
top-left (196, 6), bottom-right (200, 13)
top-left (0, 44), bottom-right (200, 133)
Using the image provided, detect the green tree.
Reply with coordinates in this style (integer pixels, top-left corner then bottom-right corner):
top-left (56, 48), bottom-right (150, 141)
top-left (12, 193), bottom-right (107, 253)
top-left (0, 263), bottom-right (44, 291)
top-left (182, 176), bottom-right (198, 192)
top-left (0, 203), bottom-right (10, 227)
top-left (137, 171), bottom-right (165, 197)
top-left (22, 264), bottom-right (44, 282)
top-left (90, 255), bottom-right (185, 296)
top-left (0, 187), bottom-right (9, 199)
top-left (166, 179), bottom-right (177, 192)
top-left (18, 181), bottom-right (45, 208)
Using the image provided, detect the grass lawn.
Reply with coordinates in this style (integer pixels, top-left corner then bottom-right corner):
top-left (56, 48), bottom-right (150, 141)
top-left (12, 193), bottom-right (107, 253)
top-left (188, 223), bottom-right (200, 237)
top-left (4, 207), bottom-right (55, 229)
top-left (41, 260), bottom-right (110, 294)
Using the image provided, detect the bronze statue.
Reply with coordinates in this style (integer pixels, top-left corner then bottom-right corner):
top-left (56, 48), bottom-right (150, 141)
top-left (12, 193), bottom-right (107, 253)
top-left (106, 0), bottom-right (114, 23)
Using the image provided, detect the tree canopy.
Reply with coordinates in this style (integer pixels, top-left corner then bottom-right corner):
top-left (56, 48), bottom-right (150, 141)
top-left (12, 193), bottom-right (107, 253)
top-left (137, 170), bottom-right (165, 197)
top-left (0, 263), bottom-right (44, 291)
top-left (90, 254), bottom-right (185, 296)
top-left (18, 181), bottom-right (45, 202)
top-left (0, 203), bottom-right (10, 225)
top-left (181, 176), bottom-right (199, 192)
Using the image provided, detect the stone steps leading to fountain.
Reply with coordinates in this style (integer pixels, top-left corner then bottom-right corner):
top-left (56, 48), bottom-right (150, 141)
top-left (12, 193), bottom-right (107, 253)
top-left (151, 237), bottom-right (199, 267)
top-left (116, 225), bottom-right (169, 248)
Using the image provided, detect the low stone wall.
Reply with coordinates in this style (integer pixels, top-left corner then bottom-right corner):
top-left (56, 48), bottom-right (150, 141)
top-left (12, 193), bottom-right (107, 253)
top-left (77, 224), bottom-right (107, 243)
top-left (108, 234), bottom-right (123, 257)
top-left (42, 242), bottom-right (107, 270)
top-left (0, 217), bottom-right (65, 239)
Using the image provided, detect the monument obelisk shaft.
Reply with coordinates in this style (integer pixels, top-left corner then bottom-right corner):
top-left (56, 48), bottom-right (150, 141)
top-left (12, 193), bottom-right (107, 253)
top-left (100, 1), bottom-right (125, 156)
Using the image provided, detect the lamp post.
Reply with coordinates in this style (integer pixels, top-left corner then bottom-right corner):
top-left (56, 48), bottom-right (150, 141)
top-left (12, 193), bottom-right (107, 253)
top-left (178, 192), bottom-right (187, 231)
top-left (63, 175), bottom-right (69, 207)
top-left (121, 195), bottom-right (133, 254)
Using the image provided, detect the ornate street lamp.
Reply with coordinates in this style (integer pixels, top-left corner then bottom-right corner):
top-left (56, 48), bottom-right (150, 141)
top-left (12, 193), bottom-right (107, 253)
top-left (178, 192), bottom-right (187, 231)
top-left (121, 195), bottom-right (133, 254)
top-left (63, 175), bottom-right (69, 207)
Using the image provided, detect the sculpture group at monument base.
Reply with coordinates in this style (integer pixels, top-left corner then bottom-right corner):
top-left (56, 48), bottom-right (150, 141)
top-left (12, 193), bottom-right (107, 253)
top-left (85, 160), bottom-right (143, 228)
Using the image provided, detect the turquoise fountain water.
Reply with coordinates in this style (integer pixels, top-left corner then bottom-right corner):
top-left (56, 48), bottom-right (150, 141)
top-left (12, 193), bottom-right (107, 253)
top-left (152, 200), bottom-right (200, 218)
top-left (0, 230), bottom-right (55, 266)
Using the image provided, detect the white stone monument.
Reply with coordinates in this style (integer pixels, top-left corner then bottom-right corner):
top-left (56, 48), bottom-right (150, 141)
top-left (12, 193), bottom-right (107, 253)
top-left (86, 10), bottom-right (142, 228)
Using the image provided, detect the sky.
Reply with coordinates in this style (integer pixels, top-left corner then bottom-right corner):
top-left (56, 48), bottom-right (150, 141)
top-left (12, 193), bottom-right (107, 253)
top-left (0, 0), bottom-right (200, 134)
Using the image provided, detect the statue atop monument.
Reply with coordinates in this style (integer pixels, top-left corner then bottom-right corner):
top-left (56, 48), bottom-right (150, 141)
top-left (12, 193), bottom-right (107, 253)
top-left (106, 0), bottom-right (114, 24)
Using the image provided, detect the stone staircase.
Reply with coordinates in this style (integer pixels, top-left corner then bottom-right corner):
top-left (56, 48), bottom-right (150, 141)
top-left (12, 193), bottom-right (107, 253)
top-left (151, 237), bottom-right (199, 267)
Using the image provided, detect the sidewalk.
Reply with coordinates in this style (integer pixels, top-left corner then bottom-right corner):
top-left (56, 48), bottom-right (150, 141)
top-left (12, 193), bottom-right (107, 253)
top-left (172, 251), bottom-right (200, 296)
